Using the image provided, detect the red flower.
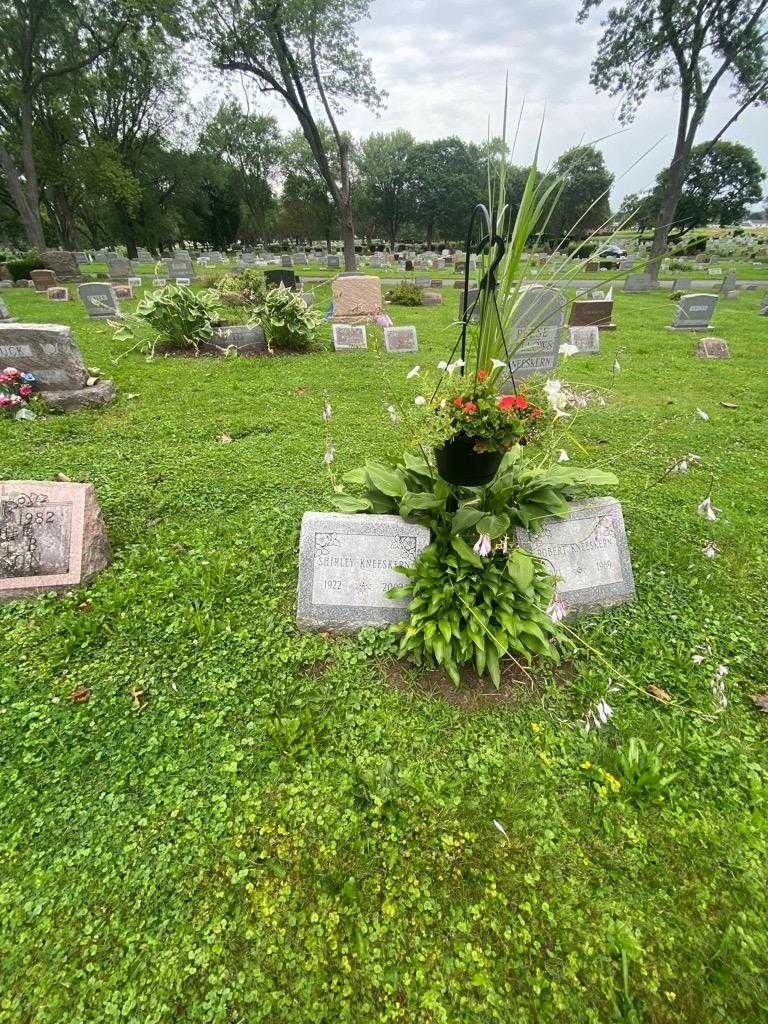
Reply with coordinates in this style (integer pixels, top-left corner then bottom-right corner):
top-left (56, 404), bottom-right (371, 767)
top-left (453, 397), bottom-right (464, 407)
top-left (497, 395), bottom-right (516, 410)
top-left (463, 401), bottom-right (478, 413)
top-left (513, 395), bottom-right (528, 409)
top-left (477, 370), bottom-right (488, 379)
top-left (19, 384), bottom-right (32, 397)
top-left (531, 407), bottom-right (541, 418)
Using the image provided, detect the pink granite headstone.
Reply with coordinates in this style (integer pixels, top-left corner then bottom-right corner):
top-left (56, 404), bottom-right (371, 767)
top-left (0, 480), bottom-right (111, 601)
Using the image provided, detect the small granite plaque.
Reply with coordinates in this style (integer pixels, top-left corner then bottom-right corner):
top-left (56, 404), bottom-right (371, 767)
top-left (383, 326), bottom-right (418, 352)
top-left (669, 293), bottom-right (717, 331)
top-left (332, 324), bottom-right (367, 351)
top-left (696, 336), bottom-right (730, 359)
top-left (297, 511), bottom-right (430, 631)
top-left (47, 287), bottom-right (68, 301)
top-left (128, 276), bottom-right (142, 288)
top-left (516, 496), bottom-right (635, 613)
top-left (569, 326), bottom-right (600, 354)
top-left (113, 285), bottom-right (133, 299)
top-left (0, 480), bottom-right (111, 602)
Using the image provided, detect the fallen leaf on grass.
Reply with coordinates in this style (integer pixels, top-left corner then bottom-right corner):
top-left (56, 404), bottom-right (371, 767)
top-left (749, 694), bottom-right (768, 712)
top-left (295, 387), bottom-right (307, 396)
top-left (68, 685), bottom-right (90, 703)
top-left (130, 687), bottom-right (146, 710)
top-left (217, 433), bottom-right (233, 444)
top-left (127, 393), bottom-right (139, 400)
top-left (647, 684), bottom-right (672, 702)
top-left (78, 599), bottom-right (92, 613)
top-left (719, 402), bottom-right (738, 409)
top-left (55, 473), bottom-right (72, 482)
top-left (86, 376), bottom-right (99, 387)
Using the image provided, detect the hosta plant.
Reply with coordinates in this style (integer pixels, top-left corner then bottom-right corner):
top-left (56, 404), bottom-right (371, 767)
top-left (113, 283), bottom-right (221, 354)
top-left (333, 448), bottom-right (617, 685)
top-left (253, 285), bottom-right (324, 352)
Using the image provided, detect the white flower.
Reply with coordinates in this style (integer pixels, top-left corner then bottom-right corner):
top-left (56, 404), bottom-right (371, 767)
top-left (322, 401), bottom-right (332, 421)
top-left (543, 379), bottom-right (562, 401)
top-left (697, 496), bottom-right (721, 521)
top-left (406, 365), bottom-right (420, 379)
top-left (612, 358), bottom-right (621, 374)
top-left (546, 598), bottom-right (566, 623)
top-left (558, 449), bottom-right (569, 463)
top-left (473, 532), bottom-right (492, 557)
top-left (323, 446), bottom-right (336, 465)
top-left (543, 378), bottom-right (571, 419)
top-left (710, 677), bottom-right (728, 709)
top-left (695, 407), bottom-right (710, 422)
top-left (692, 653), bottom-right (706, 666)
top-left (670, 453), bottom-right (701, 474)
top-left (493, 820), bottom-right (508, 838)
top-left (596, 700), bottom-right (613, 725)
top-left (446, 358), bottom-right (465, 375)
top-left (702, 540), bottom-right (719, 559)
top-left (414, 395), bottom-right (426, 406)
top-left (386, 405), bottom-right (398, 423)
top-left (714, 664), bottom-right (729, 680)
top-left (437, 360), bottom-right (448, 370)
top-left (491, 358), bottom-right (507, 370)
top-left (559, 342), bottom-right (579, 357)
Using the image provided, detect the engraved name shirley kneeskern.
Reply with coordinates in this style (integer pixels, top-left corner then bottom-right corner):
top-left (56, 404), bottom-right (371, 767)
top-left (516, 497), bottom-right (635, 612)
top-left (297, 511), bottom-right (431, 631)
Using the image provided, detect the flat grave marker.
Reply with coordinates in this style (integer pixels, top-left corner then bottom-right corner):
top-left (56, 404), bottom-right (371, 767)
top-left (624, 273), bottom-right (652, 293)
top-left (0, 480), bottom-right (111, 602)
top-left (516, 496), bottom-right (635, 613)
top-left (128, 276), bottom-right (142, 288)
top-left (696, 336), bottom-right (730, 359)
top-left (47, 287), bottom-right (68, 301)
top-left (332, 324), bottom-right (368, 351)
top-left (383, 326), bottom-right (418, 353)
top-left (569, 325), bottom-right (600, 354)
top-left (297, 511), bottom-right (430, 631)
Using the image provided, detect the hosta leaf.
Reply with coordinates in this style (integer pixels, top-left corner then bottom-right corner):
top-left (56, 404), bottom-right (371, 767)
top-left (476, 513), bottom-right (510, 539)
top-left (366, 464), bottom-right (406, 497)
top-left (451, 506), bottom-right (485, 534)
top-left (450, 535), bottom-right (484, 568)
top-left (331, 494), bottom-right (372, 513)
top-left (508, 548), bottom-right (534, 590)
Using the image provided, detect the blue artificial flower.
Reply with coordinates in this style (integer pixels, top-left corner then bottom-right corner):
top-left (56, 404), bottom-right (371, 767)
top-left (20, 372), bottom-right (36, 383)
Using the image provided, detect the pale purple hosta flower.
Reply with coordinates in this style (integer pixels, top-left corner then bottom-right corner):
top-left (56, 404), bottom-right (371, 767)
top-left (714, 664), bottom-right (728, 681)
top-left (695, 407), bottom-right (710, 422)
top-left (559, 342), bottom-right (579, 357)
top-left (669, 453), bottom-right (702, 474)
top-left (691, 653), bottom-right (706, 666)
top-left (612, 358), bottom-right (621, 374)
top-left (544, 379), bottom-right (571, 419)
top-left (386, 404), bottom-right (398, 423)
top-left (558, 449), bottom-right (569, 463)
top-left (406, 365), bottom-right (420, 380)
top-left (493, 820), bottom-right (508, 838)
top-left (473, 532), bottom-right (492, 557)
top-left (697, 496), bottom-right (721, 521)
top-left (323, 445), bottom-right (336, 465)
top-left (702, 540), bottom-right (719, 559)
top-left (710, 666), bottom-right (728, 709)
top-left (414, 395), bottom-right (426, 406)
top-left (546, 598), bottom-right (566, 623)
top-left (692, 642), bottom-right (711, 666)
top-left (585, 697), bottom-right (614, 732)
top-left (322, 401), bottom-right (332, 421)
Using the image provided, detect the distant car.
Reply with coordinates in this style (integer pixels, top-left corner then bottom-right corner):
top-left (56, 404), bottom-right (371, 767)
top-left (598, 244), bottom-right (627, 258)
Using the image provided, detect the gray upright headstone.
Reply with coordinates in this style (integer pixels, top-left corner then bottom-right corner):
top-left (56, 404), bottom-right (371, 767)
top-left (0, 323), bottom-right (116, 410)
top-left (0, 297), bottom-right (14, 322)
top-left (459, 288), bottom-right (481, 323)
top-left (669, 293), bottom-right (717, 331)
top-left (501, 285), bottom-right (567, 384)
top-left (516, 497), bottom-right (635, 614)
top-left (624, 273), bottom-right (652, 293)
top-left (105, 255), bottom-right (132, 280)
top-left (672, 277), bottom-right (692, 292)
top-left (78, 282), bottom-right (120, 320)
top-left (296, 511), bottom-right (431, 631)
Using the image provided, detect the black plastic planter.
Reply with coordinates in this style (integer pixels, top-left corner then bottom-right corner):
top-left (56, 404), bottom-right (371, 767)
top-left (435, 432), bottom-right (503, 487)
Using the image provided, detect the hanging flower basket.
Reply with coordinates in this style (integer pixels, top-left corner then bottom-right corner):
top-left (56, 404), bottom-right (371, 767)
top-left (435, 432), bottom-right (504, 487)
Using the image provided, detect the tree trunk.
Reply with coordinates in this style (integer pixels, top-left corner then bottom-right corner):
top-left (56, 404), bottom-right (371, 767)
top-left (325, 229), bottom-right (331, 253)
top-left (0, 141), bottom-right (46, 249)
top-left (426, 221), bottom-right (434, 250)
top-left (647, 88), bottom-right (697, 282)
top-left (340, 200), bottom-right (356, 272)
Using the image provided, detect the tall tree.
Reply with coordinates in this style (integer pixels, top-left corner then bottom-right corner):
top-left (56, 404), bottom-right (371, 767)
top-left (546, 144), bottom-right (613, 242)
top-left (644, 140), bottom-right (764, 234)
top-left (195, 0), bottom-right (384, 270)
top-left (0, 0), bottom-right (162, 249)
top-left (355, 130), bottom-right (415, 250)
top-left (409, 138), bottom-right (485, 247)
top-left (579, 0), bottom-right (768, 279)
top-left (199, 100), bottom-right (281, 244)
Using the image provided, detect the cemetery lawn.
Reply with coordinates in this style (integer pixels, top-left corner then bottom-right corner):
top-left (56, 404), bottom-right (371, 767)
top-left (2, 283), bottom-right (768, 1024)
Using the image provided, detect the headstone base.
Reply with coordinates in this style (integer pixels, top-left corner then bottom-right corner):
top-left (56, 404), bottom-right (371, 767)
top-left (665, 324), bottom-right (713, 332)
top-left (41, 379), bottom-right (116, 412)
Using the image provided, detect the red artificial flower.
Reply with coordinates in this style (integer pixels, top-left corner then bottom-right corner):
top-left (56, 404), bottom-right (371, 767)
top-left (497, 395), bottom-right (516, 410)
top-left (513, 395), bottom-right (528, 409)
top-left (463, 401), bottom-right (478, 413)
top-left (453, 397), bottom-right (464, 407)
top-left (531, 407), bottom-right (541, 418)
top-left (477, 370), bottom-right (488, 379)
top-left (19, 384), bottom-right (32, 397)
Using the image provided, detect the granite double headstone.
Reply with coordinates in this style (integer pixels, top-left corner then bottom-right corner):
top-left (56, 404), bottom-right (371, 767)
top-left (501, 285), bottom-right (567, 384)
top-left (669, 293), bottom-right (717, 331)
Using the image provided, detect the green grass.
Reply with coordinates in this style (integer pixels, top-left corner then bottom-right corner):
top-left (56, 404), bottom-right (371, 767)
top-left (2, 283), bottom-right (768, 1023)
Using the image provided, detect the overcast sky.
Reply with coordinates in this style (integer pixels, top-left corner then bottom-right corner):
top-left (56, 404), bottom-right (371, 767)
top-left (204, 0), bottom-right (768, 207)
